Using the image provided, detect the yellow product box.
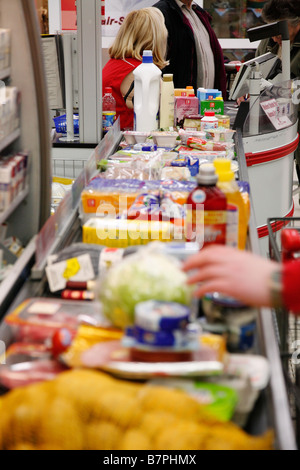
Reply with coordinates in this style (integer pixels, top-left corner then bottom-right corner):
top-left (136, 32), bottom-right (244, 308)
top-left (80, 177), bottom-right (145, 216)
top-left (81, 189), bottom-right (140, 216)
top-left (82, 218), bottom-right (175, 248)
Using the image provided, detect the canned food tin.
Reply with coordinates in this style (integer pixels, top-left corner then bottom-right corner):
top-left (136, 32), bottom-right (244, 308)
top-left (217, 115), bottom-right (230, 129)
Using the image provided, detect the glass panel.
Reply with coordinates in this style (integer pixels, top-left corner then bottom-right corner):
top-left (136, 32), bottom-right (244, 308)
top-left (203, 0), bottom-right (267, 39)
top-left (243, 78), bottom-right (299, 136)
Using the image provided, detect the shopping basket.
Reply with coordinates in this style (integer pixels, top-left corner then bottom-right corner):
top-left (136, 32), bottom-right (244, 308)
top-left (53, 114), bottom-right (79, 135)
top-left (268, 216), bottom-right (300, 447)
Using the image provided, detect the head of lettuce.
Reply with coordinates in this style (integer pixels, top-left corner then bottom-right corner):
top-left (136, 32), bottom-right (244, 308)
top-left (98, 245), bottom-right (193, 330)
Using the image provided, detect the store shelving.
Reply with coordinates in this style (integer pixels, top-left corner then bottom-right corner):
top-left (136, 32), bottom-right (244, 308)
top-left (0, 67), bottom-right (10, 80)
top-left (0, 186), bottom-right (29, 225)
top-left (0, 0), bottom-right (51, 318)
top-left (0, 128), bottom-right (20, 153)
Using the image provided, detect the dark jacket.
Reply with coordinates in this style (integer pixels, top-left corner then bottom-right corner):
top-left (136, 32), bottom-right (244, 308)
top-left (256, 30), bottom-right (300, 80)
top-left (152, 0), bottom-right (227, 98)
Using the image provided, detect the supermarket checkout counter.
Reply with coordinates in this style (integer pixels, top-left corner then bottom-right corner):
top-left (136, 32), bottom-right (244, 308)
top-left (0, 123), bottom-right (297, 450)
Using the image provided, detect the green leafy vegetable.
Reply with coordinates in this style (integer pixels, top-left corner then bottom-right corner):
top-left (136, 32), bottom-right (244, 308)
top-left (99, 247), bottom-right (192, 329)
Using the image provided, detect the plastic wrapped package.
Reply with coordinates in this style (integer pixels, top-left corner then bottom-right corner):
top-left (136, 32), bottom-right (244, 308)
top-left (80, 178), bottom-right (198, 222)
top-left (186, 136), bottom-right (235, 153)
top-left (100, 161), bottom-right (148, 181)
top-left (205, 128), bottom-right (236, 142)
top-left (122, 130), bottom-right (150, 144)
top-left (179, 150), bottom-right (233, 163)
top-left (97, 243), bottom-right (193, 329)
top-left (161, 166), bottom-right (191, 181)
top-left (3, 298), bottom-right (108, 344)
top-left (0, 360), bottom-right (68, 390)
top-left (143, 180), bottom-right (197, 206)
top-left (82, 218), bottom-right (176, 248)
top-left (147, 378), bottom-right (238, 422)
top-left (178, 128), bottom-right (206, 145)
top-left (80, 178), bottom-right (145, 218)
top-left (126, 190), bottom-right (185, 231)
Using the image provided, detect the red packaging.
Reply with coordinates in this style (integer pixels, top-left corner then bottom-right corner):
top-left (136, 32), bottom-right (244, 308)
top-left (185, 164), bottom-right (227, 246)
top-left (4, 298), bottom-right (107, 344)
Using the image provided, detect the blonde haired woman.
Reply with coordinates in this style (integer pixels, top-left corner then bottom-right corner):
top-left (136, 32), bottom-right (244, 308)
top-left (102, 7), bottom-right (168, 130)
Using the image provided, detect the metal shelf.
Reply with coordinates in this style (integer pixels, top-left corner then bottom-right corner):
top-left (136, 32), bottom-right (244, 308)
top-left (0, 128), bottom-right (20, 153)
top-left (0, 186), bottom-right (29, 225)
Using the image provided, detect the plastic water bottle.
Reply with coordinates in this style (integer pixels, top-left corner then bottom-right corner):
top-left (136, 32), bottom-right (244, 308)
top-left (102, 87), bottom-right (116, 135)
top-left (133, 50), bottom-right (161, 132)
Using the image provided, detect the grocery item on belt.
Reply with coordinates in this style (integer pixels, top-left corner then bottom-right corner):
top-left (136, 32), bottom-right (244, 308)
top-left (98, 244), bottom-right (192, 329)
top-left (4, 297), bottom-right (107, 344)
top-left (134, 300), bottom-right (190, 332)
top-left (183, 115), bottom-right (203, 131)
top-left (0, 368), bottom-right (274, 450)
top-left (128, 325), bottom-right (192, 348)
top-left (127, 193), bottom-right (160, 220)
top-left (160, 166), bottom-right (191, 181)
top-left (80, 178), bottom-right (198, 222)
top-left (148, 378), bottom-right (238, 422)
top-left (216, 115), bottom-right (231, 129)
top-left (186, 136), bottom-right (234, 152)
top-left (179, 128), bottom-right (206, 144)
top-left (82, 218), bottom-right (175, 248)
top-left (0, 360), bottom-right (67, 390)
top-left (206, 127), bottom-right (235, 142)
top-left (80, 177), bottom-right (144, 216)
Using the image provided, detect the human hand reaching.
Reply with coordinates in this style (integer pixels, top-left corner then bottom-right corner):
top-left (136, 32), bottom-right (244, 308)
top-left (182, 245), bottom-right (280, 308)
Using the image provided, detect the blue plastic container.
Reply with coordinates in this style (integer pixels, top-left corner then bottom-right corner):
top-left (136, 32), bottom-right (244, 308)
top-left (53, 114), bottom-right (79, 135)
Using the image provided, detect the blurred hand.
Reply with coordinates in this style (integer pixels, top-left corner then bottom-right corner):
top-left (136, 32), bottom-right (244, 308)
top-left (237, 94), bottom-right (249, 106)
top-left (182, 245), bottom-right (280, 308)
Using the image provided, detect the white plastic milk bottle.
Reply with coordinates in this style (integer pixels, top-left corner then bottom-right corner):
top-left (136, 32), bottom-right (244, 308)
top-left (133, 50), bottom-right (161, 132)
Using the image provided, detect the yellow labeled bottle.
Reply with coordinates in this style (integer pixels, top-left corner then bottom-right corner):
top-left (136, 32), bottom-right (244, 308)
top-left (213, 159), bottom-right (248, 250)
top-left (160, 74), bottom-right (175, 129)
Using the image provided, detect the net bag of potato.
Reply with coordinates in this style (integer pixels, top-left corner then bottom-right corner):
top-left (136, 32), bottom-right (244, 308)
top-left (0, 369), bottom-right (274, 450)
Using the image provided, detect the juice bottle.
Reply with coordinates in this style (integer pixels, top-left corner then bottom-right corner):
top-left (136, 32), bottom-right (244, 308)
top-left (185, 164), bottom-right (227, 247)
top-left (213, 159), bottom-right (248, 250)
top-left (160, 74), bottom-right (175, 129)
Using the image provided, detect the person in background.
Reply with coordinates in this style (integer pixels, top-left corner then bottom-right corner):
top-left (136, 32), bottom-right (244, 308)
top-left (102, 7), bottom-right (168, 130)
top-left (152, 0), bottom-right (227, 98)
top-left (255, 0), bottom-right (300, 181)
top-left (182, 244), bottom-right (300, 313)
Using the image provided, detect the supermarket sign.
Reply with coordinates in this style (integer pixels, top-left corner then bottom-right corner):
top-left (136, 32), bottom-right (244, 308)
top-left (61, 0), bottom-right (155, 35)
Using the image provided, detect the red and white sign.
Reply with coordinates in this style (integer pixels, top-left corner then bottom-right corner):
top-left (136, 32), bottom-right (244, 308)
top-left (61, 0), bottom-right (77, 30)
top-left (260, 98), bottom-right (292, 131)
top-left (60, 1), bottom-right (154, 35)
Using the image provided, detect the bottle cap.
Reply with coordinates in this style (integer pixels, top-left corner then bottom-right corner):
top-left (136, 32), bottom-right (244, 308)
top-left (196, 163), bottom-right (218, 185)
top-left (204, 110), bottom-right (215, 116)
top-left (186, 86), bottom-right (194, 90)
top-left (104, 87), bottom-right (112, 94)
top-left (142, 50), bottom-right (153, 63)
top-left (163, 74), bottom-right (173, 82)
top-left (213, 159), bottom-right (234, 182)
